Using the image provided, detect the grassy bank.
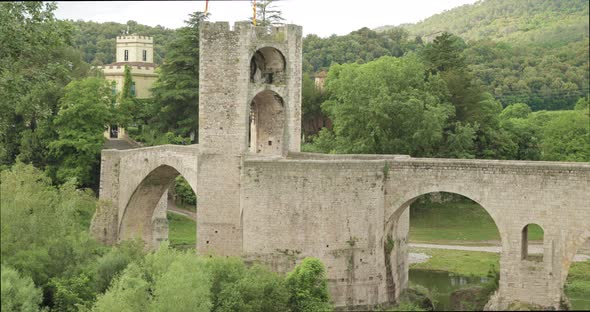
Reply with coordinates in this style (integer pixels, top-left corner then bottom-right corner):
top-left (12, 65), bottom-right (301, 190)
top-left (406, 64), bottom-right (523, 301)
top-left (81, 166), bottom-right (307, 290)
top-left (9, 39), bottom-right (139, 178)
top-left (566, 260), bottom-right (590, 310)
top-left (167, 212), bottom-right (196, 249)
top-left (410, 200), bottom-right (544, 244)
top-left (410, 247), bottom-right (499, 277)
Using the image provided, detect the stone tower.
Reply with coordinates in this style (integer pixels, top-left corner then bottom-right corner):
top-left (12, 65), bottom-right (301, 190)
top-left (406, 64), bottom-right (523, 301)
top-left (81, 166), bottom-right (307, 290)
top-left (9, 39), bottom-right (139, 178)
top-left (99, 34), bottom-right (158, 139)
top-left (100, 35), bottom-right (157, 100)
top-left (198, 21), bottom-right (302, 155)
top-left (116, 35), bottom-right (154, 64)
top-left (196, 21), bottom-right (302, 255)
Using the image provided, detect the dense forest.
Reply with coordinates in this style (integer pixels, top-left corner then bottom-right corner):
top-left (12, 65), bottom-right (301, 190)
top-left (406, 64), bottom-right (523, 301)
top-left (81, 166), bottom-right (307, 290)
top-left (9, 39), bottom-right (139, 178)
top-left (310, 0), bottom-right (589, 111)
top-left (0, 1), bottom-right (588, 311)
top-left (299, 0), bottom-right (589, 161)
top-left (67, 20), bottom-right (176, 65)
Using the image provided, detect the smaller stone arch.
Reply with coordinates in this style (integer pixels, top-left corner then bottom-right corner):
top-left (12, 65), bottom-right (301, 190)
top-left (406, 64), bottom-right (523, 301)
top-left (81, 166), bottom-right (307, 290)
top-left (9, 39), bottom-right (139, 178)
top-left (521, 223), bottom-right (544, 262)
top-left (250, 47), bottom-right (286, 84)
top-left (119, 164), bottom-right (197, 249)
top-left (249, 90), bottom-right (285, 155)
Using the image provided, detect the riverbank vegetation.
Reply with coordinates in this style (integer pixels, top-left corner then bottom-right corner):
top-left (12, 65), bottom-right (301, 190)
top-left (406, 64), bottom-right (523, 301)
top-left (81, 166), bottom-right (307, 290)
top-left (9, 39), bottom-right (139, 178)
top-left (0, 163), bottom-right (333, 312)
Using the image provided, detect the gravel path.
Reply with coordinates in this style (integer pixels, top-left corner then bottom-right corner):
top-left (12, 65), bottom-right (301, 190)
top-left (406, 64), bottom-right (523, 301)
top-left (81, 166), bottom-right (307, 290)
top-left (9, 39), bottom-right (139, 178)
top-left (167, 200), bottom-right (197, 221)
top-left (408, 243), bottom-right (590, 264)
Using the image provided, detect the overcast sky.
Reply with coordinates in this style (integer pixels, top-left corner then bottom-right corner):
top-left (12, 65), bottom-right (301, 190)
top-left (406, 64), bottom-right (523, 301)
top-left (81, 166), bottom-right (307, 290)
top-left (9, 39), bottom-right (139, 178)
top-left (54, 0), bottom-right (479, 38)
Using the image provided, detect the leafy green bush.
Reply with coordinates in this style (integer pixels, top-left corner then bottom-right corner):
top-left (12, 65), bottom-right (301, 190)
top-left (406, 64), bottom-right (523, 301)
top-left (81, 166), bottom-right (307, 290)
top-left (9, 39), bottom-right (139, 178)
top-left (90, 241), bottom-right (145, 293)
top-left (214, 264), bottom-right (289, 312)
top-left (92, 244), bottom-right (212, 312)
top-left (125, 126), bottom-right (139, 137)
top-left (285, 257), bottom-right (332, 312)
top-left (1, 163), bottom-right (100, 287)
top-left (1, 265), bottom-right (43, 312)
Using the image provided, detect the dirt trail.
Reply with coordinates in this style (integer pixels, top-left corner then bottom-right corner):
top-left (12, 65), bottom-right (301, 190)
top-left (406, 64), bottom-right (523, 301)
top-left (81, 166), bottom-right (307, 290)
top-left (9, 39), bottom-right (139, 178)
top-left (409, 243), bottom-right (590, 264)
top-left (166, 199), bottom-right (196, 221)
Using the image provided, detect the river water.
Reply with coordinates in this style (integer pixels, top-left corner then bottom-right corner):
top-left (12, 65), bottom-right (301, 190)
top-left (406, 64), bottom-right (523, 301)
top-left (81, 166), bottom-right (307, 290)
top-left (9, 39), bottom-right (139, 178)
top-left (409, 269), bottom-right (489, 310)
top-left (409, 269), bottom-right (590, 311)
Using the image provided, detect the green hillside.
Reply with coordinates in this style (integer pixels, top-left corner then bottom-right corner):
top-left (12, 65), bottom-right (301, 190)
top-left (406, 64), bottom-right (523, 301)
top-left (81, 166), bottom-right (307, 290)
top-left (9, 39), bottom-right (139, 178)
top-left (377, 0), bottom-right (589, 46)
top-left (372, 0), bottom-right (590, 111)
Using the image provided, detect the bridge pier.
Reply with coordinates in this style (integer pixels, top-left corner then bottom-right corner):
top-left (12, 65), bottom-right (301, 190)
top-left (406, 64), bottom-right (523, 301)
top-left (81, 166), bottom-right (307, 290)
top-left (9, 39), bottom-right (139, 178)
top-left (91, 149), bottom-right (121, 245)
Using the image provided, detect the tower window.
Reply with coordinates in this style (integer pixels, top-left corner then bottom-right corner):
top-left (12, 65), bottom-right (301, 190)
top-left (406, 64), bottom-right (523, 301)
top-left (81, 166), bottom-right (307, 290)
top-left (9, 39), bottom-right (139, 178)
top-left (124, 50), bottom-right (129, 61)
top-left (131, 82), bottom-right (136, 96)
top-left (142, 50), bottom-right (147, 61)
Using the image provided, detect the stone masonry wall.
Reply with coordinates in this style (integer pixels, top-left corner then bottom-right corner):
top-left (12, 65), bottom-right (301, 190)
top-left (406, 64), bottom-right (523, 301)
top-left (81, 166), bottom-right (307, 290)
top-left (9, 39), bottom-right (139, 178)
top-left (239, 155), bottom-right (589, 309)
top-left (241, 158), bottom-right (389, 307)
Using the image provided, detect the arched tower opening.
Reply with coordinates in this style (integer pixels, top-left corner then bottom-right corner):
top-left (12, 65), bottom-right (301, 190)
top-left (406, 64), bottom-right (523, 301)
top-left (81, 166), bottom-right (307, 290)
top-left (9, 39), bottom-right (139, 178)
top-left (249, 90), bottom-right (285, 155)
top-left (250, 47), bottom-right (286, 84)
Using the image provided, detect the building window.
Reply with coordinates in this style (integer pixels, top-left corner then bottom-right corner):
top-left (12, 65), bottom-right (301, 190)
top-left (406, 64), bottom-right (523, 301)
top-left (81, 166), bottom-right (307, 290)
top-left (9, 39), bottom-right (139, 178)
top-left (124, 50), bottom-right (129, 61)
top-left (131, 82), bottom-right (136, 96)
top-left (142, 50), bottom-right (147, 61)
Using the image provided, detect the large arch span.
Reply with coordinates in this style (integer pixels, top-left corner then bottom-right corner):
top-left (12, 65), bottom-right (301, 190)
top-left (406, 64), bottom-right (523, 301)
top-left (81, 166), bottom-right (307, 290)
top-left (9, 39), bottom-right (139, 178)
top-left (91, 145), bottom-right (199, 249)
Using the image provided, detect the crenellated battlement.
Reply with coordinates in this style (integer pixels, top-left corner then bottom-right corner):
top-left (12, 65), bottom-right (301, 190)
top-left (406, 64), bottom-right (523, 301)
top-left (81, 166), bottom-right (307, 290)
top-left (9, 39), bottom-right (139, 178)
top-left (116, 35), bottom-right (153, 43)
top-left (200, 21), bottom-right (302, 39)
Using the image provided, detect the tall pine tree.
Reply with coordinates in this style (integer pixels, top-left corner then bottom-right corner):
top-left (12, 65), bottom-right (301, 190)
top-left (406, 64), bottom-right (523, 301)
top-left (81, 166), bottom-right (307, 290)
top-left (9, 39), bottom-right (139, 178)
top-left (250, 0), bottom-right (285, 26)
top-left (149, 12), bottom-right (209, 142)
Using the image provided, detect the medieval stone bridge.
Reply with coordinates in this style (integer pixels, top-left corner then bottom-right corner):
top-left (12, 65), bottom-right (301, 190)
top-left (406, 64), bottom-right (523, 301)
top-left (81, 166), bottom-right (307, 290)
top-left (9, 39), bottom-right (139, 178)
top-left (91, 21), bottom-right (590, 310)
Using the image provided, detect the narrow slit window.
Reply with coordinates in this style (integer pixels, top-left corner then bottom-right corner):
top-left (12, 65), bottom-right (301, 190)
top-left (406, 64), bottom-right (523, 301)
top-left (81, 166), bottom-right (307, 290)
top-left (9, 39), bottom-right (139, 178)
top-left (142, 50), bottom-right (147, 61)
top-left (124, 49), bottom-right (129, 61)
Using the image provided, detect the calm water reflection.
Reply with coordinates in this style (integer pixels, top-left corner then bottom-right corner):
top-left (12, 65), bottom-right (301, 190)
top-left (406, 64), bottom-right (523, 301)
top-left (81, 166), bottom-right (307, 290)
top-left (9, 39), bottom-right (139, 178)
top-left (409, 269), bottom-right (589, 311)
top-left (409, 269), bottom-right (488, 310)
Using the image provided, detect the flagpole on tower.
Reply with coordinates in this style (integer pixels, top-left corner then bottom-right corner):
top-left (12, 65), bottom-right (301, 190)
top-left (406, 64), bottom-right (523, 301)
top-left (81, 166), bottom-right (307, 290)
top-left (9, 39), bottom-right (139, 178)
top-left (204, 0), bottom-right (209, 14)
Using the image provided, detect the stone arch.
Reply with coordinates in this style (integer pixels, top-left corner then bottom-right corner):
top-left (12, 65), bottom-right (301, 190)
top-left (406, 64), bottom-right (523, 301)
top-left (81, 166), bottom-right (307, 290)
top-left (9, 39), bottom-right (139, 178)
top-left (521, 223), bottom-right (544, 261)
top-left (382, 189), bottom-right (503, 303)
top-left (249, 90), bottom-right (285, 155)
top-left (250, 46), bottom-right (286, 84)
top-left (119, 164), bottom-right (197, 248)
top-left (563, 229), bottom-right (590, 283)
top-left (385, 187), bottom-right (501, 236)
